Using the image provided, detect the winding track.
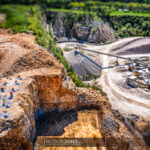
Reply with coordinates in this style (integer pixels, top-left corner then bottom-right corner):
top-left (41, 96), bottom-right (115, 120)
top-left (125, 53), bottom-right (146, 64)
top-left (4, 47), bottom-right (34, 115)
top-left (97, 38), bottom-right (150, 117)
top-left (57, 37), bottom-right (150, 118)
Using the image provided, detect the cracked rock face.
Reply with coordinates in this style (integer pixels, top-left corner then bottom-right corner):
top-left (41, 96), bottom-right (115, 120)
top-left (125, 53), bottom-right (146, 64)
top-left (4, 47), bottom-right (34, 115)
top-left (0, 30), bottom-right (149, 150)
top-left (0, 31), bottom-right (78, 149)
top-left (35, 75), bottom-right (77, 112)
top-left (49, 12), bottom-right (115, 43)
top-left (0, 77), bottom-right (38, 150)
top-left (73, 23), bottom-right (115, 43)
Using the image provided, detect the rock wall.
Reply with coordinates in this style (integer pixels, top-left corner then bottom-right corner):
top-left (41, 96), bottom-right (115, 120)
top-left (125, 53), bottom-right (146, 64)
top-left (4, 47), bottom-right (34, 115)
top-left (0, 77), bottom-right (39, 150)
top-left (100, 108), bottom-right (146, 150)
top-left (73, 21), bottom-right (115, 43)
top-left (0, 31), bottom-right (78, 149)
top-left (35, 75), bottom-right (77, 112)
top-left (48, 12), bottom-right (115, 43)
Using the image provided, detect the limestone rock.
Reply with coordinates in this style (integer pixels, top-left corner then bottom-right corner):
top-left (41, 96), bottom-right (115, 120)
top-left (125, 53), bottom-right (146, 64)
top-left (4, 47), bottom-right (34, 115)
top-left (77, 87), bottom-right (106, 109)
top-left (0, 31), bottom-right (77, 149)
top-left (0, 30), bottom-right (148, 150)
top-left (50, 12), bottom-right (115, 43)
top-left (0, 77), bottom-right (38, 150)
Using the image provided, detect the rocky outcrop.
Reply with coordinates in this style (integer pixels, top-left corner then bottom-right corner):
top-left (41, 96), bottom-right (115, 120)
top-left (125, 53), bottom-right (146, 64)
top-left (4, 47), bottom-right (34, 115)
top-left (0, 31), bottom-right (78, 149)
top-left (73, 24), bottom-right (90, 41)
top-left (64, 50), bottom-right (101, 79)
top-left (77, 87), bottom-right (106, 109)
top-left (35, 75), bottom-right (77, 112)
top-left (0, 30), bottom-right (149, 150)
top-left (50, 12), bottom-right (66, 38)
top-left (0, 77), bottom-right (38, 150)
top-left (73, 22), bottom-right (115, 43)
top-left (100, 108), bottom-right (147, 150)
top-left (48, 12), bottom-right (115, 43)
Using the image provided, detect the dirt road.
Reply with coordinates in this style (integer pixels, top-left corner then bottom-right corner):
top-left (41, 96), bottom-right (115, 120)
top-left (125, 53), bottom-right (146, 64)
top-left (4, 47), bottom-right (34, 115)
top-left (57, 37), bottom-right (150, 118)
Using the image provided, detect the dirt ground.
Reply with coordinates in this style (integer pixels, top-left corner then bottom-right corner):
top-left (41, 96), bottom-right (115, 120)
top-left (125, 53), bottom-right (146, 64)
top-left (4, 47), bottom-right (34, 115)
top-left (0, 29), bottom-right (62, 77)
top-left (57, 37), bottom-right (150, 119)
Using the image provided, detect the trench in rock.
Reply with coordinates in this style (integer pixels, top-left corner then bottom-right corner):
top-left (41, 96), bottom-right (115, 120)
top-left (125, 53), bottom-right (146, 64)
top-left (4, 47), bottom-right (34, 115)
top-left (35, 110), bottom-right (78, 136)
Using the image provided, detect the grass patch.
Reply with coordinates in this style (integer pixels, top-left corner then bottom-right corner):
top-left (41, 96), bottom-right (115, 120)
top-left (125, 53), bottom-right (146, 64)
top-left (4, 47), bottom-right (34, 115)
top-left (0, 5), bottom-right (51, 48)
top-left (110, 11), bottom-right (150, 17)
top-left (47, 8), bottom-right (96, 15)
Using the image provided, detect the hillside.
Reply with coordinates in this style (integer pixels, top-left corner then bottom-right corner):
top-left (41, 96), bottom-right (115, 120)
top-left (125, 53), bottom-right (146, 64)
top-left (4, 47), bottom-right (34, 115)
top-left (64, 50), bottom-right (101, 79)
top-left (48, 11), bottom-right (115, 43)
top-left (0, 1), bottom-right (150, 150)
top-left (0, 30), bottom-right (148, 150)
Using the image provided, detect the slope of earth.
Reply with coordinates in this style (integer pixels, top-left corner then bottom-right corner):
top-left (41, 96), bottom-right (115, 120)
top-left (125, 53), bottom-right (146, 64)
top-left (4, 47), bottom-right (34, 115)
top-left (64, 50), bottom-right (101, 79)
top-left (0, 29), bottom-right (77, 149)
top-left (57, 38), bottom-right (150, 149)
top-left (0, 30), bottom-right (148, 150)
top-left (111, 37), bottom-right (150, 55)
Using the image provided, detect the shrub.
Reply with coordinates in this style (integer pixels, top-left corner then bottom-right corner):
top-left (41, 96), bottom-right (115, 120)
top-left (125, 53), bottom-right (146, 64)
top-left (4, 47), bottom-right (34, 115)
top-left (0, 4), bottom-right (105, 95)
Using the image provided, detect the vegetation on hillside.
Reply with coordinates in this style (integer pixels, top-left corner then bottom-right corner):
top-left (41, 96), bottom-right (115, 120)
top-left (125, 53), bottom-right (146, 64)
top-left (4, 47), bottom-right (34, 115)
top-left (1, 0), bottom-right (149, 5)
top-left (0, 4), bottom-right (106, 95)
top-left (0, 5), bottom-right (83, 86)
top-left (0, 0), bottom-right (149, 95)
top-left (46, 0), bottom-right (150, 38)
top-left (1, 0), bottom-right (149, 38)
top-left (111, 16), bottom-right (150, 37)
top-left (47, 8), bottom-right (96, 15)
top-left (0, 5), bottom-right (51, 48)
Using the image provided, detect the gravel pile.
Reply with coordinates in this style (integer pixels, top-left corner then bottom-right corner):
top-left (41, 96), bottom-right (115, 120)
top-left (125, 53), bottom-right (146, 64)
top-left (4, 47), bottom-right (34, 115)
top-left (64, 50), bottom-right (101, 77)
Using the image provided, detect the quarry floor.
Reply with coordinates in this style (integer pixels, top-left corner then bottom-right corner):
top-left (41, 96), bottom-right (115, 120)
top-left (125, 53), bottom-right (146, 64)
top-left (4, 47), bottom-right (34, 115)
top-left (57, 37), bottom-right (150, 119)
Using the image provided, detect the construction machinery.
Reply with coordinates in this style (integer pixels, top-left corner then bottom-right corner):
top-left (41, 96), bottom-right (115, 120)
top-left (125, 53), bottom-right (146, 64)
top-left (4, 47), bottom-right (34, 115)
top-left (76, 46), bottom-right (150, 89)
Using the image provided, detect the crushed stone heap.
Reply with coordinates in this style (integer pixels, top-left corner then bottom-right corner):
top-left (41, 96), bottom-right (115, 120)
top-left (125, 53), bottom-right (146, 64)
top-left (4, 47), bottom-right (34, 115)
top-left (64, 50), bottom-right (101, 79)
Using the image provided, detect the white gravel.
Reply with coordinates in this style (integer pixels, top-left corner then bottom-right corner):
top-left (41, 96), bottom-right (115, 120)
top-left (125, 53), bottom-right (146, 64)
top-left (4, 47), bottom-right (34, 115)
top-left (57, 37), bottom-right (150, 118)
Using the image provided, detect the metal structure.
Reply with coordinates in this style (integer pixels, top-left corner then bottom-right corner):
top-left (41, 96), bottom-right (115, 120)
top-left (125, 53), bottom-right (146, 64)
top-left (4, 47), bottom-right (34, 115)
top-left (76, 46), bottom-right (150, 89)
top-left (77, 46), bottom-right (129, 60)
top-left (127, 57), bottom-right (150, 89)
top-left (126, 76), bottom-right (150, 89)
